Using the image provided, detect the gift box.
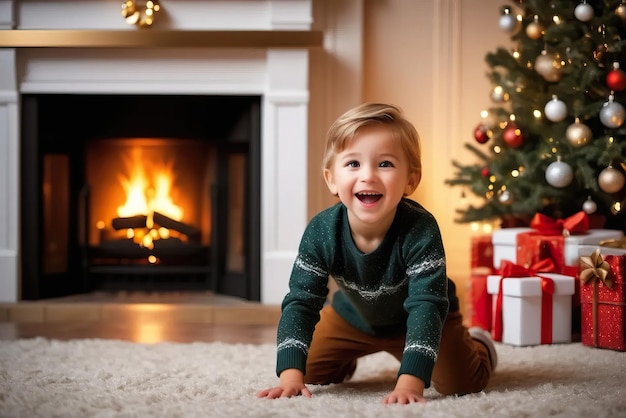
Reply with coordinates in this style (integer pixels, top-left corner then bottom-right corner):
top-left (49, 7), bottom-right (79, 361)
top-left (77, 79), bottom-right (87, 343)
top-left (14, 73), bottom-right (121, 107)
top-left (469, 271), bottom-right (492, 330)
top-left (492, 211), bottom-right (623, 270)
top-left (492, 227), bottom-right (532, 269)
top-left (578, 248), bottom-right (626, 351)
top-left (493, 228), bottom-right (623, 271)
top-left (517, 229), bottom-right (624, 272)
top-left (468, 235), bottom-right (494, 330)
top-left (471, 235), bottom-right (494, 270)
top-left (487, 269), bottom-right (575, 346)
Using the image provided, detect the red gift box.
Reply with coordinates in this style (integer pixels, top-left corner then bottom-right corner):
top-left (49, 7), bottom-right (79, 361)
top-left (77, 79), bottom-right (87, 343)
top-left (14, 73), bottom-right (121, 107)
top-left (579, 250), bottom-right (626, 351)
top-left (469, 271), bottom-right (492, 330)
top-left (516, 231), bottom-right (582, 338)
top-left (469, 235), bottom-right (494, 330)
top-left (471, 235), bottom-right (494, 270)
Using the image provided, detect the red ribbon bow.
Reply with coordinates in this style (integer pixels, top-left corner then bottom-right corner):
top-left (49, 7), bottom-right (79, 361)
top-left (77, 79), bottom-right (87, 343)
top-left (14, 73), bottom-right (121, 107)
top-left (493, 258), bottom-right (557, 344)
top-left (530, 211), bottom-right (589, 236)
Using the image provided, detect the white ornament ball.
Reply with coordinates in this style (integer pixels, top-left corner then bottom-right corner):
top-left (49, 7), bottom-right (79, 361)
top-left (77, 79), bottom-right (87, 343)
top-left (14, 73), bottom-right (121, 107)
top-left (582, 198), bottom-right (597, 214)
top-left (499, 13), bottom-right (520, 33)
top-left (598, 166), bottom-right (626, 193)
top-left (544, 97), bottom-right (568, 122)
top-left (574, 3), bottom-right (594, 22)
top-left (498, 189), bottom-right (513, 205)
top-left (600, 100), bottom-right (626, 128)
top-left (545, 160), bottom-right (574, 188)
top-left (566, 120), bottom-right (592, 147)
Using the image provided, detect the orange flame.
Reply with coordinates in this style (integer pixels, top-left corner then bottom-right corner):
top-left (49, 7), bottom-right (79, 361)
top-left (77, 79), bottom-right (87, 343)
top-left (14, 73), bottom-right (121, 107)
top-left (117, 147), bottom-right (183, 221)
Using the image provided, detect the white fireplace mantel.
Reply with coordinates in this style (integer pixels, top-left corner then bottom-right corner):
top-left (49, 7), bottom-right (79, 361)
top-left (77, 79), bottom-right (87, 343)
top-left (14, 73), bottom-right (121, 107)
top-left (0, 0), bottom-right (322, 304)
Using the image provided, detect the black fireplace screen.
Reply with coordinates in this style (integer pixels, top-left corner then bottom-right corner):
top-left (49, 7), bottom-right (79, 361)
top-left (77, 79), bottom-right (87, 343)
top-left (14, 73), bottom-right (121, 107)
top-left (21, 94), bottom-right (261, 301)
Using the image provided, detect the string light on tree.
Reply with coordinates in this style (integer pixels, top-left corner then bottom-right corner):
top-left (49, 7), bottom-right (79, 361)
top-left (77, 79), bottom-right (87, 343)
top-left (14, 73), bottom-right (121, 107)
top-left (491, 85), bottom-right (509, 102)
top-left (617, 3), bottom-right (626, 21)
top-left (545, 157), bottom-right (574, 188)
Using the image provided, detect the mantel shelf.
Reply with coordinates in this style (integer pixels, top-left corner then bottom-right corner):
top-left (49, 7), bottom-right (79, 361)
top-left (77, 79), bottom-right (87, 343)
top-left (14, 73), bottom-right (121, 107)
top-left (0, 29), bottom-right (324, 48)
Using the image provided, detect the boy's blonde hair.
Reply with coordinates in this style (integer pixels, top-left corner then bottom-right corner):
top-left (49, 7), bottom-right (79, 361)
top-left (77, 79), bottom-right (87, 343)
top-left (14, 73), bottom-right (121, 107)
top-left (322, 103), bottom-right (422, 188)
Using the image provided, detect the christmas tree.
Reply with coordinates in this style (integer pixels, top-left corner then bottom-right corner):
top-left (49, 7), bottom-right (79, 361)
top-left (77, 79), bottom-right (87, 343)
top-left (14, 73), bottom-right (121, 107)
top-left (446, 0), bottom-right (626, 230)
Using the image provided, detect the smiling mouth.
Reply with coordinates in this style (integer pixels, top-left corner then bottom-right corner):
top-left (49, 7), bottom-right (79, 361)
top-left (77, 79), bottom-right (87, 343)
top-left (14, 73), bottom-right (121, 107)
top-left (356, 192), bottom-right (382, 204)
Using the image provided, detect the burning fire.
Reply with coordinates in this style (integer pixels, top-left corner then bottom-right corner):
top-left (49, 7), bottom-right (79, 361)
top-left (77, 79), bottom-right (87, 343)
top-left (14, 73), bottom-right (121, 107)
top-left (115, 147), bottom-right (184, 251)
top-left (117, 147), bottom-right (183, 221)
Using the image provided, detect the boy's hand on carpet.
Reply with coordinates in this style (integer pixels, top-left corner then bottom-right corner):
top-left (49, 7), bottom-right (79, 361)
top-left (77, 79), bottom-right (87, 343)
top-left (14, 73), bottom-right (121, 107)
top-left (382, 374), bottom-right (427, 405)
top-left (256, 369), bottom-right (312, 399)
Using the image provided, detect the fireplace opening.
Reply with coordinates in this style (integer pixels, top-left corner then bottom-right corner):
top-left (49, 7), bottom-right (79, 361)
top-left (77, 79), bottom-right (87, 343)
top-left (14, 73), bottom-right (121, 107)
top-left (21, 94), bottom-right (261, 301)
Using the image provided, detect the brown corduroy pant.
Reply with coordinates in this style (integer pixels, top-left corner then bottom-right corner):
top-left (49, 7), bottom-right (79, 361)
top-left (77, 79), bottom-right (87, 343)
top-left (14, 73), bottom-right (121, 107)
top-left (303, 305), bottom-right (492, 396)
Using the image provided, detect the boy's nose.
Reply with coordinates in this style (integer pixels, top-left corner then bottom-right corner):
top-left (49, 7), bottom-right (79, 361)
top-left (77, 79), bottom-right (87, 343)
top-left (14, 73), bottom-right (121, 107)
top-left (359, 165), bottom-right (375, 181)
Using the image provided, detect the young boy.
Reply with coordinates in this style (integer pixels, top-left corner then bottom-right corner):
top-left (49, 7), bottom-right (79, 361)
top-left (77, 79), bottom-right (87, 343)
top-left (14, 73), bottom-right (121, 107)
top-left (256, 103), bottom-right (496, 404)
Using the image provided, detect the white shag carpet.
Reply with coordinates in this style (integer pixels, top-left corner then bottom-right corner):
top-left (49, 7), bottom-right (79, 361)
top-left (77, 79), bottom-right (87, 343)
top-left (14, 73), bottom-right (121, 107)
top-left (1, 338), bottom-right (625, 418)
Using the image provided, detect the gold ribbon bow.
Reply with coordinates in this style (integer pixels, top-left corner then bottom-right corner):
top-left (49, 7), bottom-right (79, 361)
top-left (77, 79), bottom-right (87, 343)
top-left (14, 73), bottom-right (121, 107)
top-left (579, 249), bottom-right (614, 289)
top-left (598, 237), bottom-right (626, 249)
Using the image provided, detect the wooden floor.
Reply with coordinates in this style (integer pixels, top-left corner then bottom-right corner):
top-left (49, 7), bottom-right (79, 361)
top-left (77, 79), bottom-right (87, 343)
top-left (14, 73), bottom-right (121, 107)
top-left (0, 291), bottom-right (279, 345)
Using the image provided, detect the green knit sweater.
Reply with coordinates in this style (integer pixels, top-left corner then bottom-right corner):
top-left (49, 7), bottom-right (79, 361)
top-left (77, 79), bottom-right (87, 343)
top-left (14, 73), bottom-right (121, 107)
top-left (276, 198), bottom-right (449, 387)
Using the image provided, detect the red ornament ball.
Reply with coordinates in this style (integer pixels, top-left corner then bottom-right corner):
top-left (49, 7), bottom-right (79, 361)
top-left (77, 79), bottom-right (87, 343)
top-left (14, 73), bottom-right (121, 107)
top-left (607, 68), bottom-right (626, 92)
top-left (502, 124), bottom-right (524, 148)
top-left (474, 124), bottom-right (489, 144)
top-left (481, 167), bottom-right (490, 177)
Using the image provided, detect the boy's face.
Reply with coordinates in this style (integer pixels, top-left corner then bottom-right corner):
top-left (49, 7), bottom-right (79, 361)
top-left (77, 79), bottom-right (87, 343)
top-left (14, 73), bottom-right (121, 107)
top-left (324, 125), bottom-right (418, 232)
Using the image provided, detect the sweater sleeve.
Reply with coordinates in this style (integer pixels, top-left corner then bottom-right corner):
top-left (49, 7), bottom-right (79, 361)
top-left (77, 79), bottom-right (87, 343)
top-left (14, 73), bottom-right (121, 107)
top-left (275, 218), bottom-right (331, 377)
top-left (398, 213), bottom-right (449, 386)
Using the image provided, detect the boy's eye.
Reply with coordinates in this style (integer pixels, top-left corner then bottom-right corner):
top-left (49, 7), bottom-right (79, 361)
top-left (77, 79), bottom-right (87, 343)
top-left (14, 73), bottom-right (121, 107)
top-left (346, 161), bottom-right (360, 168)
top-left (379, 160), bottom-right (394, 168)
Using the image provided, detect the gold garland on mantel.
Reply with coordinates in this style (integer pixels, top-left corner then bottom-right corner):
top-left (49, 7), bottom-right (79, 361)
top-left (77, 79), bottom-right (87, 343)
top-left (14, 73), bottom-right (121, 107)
top-left (0, 30), bottom-right (323, 48)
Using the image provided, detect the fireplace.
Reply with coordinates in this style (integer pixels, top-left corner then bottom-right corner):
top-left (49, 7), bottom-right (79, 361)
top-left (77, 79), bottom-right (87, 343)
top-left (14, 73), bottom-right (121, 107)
top-left (0, 0), bottom-right (326, 305)
top-left (20, 94), bottom-right (261, 300)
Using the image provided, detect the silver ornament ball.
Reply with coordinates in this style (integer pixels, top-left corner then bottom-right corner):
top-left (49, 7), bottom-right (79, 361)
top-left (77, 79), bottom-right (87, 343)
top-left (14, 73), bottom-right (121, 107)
top-left (545, 160), bottom-right (574, 188)
top-left (600, 100), bottom-right (626, 128)
top-left (582, 198), bottom-right (597, 214)
top-left (574, 3), bottom-right (594, 22)
top-left (499, 13), bottom-right (519, 33)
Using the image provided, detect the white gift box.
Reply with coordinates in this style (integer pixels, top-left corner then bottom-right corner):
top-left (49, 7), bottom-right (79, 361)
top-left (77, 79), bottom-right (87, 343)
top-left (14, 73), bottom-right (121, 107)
top-left (492, 228), bottom-right (623, 269)
top-left (487, 273), bottom-right (575, 346)
top-left (491, 227), bottom-right (532, 269)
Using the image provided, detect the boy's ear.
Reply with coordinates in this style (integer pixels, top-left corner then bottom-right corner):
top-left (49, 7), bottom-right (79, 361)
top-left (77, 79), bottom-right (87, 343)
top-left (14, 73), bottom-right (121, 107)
top-left (404, 172), bottom-right (420, 196)
top-left (323, 168), bottom-right (338, 196)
